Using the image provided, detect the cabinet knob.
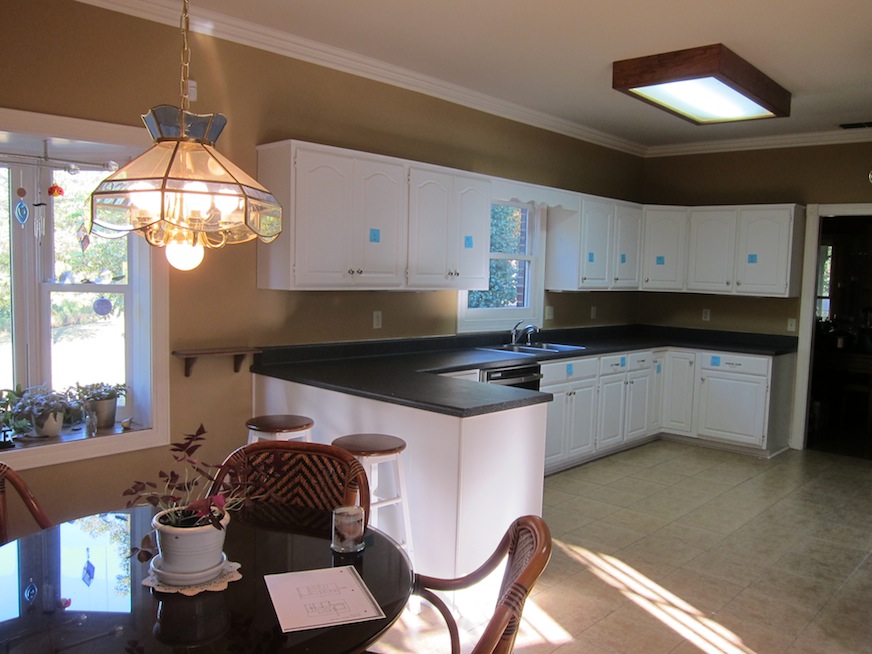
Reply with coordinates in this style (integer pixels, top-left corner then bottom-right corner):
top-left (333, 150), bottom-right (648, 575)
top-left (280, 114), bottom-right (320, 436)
top-left (644, 277), bottom-right (649, 283)
top-left (725, 280), bottom-right (731, 286)
top-left (356, 269), bottom-right (363, 274)
top-left (736, 280), bottom-right (742, 286)
top-left (614, 277), bottom-right (619, 282)
top-left (348, 269), bottom-right (355, 275)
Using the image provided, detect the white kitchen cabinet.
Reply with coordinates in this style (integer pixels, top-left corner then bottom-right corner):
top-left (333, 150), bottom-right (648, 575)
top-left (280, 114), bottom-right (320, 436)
top-left (687, 207), bottom-right (737, 293)
top-left (641, 206), bottom-right (687, 290)
top-left (407, 166), bottom-right (491, 290)
top-left (687, 204), bottom-right (802, 297)
top-left (661, 349), bottom-right (696, 435)
top-left (597, 356), bottom-right (626, 450)
top-left (256, 140), bottom-right (406, 290)
top-left (542, 358), bottom-right (598, 474)
top-left (695, 351), bottom-right (770, 447)
top-left (625, 355), bottom-right (653, 442)
top-left (544, 196), bottom-right (641, 291)
top-left (649, 350), bottom-right (665, 432)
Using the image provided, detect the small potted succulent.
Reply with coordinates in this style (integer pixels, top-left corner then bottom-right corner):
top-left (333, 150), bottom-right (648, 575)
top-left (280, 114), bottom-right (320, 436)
top-left (69, 382), bottom-right (127, 429)
top-left (123, 425), bottom-right (259, 581)
top-left (11, 385), bottom-right (72, 437)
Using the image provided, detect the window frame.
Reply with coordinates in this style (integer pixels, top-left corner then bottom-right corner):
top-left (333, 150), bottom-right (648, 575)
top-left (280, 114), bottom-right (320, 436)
top-left (0, 108), bottom-right (169, 470)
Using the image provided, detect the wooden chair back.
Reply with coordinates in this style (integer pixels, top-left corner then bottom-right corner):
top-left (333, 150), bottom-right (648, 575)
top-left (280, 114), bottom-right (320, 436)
top-left (0, 462), bottom-right (52, 544)
top-left (208, 440), bottom-right (370, 533)
top-left (413, 514), bottom-right (552, 654)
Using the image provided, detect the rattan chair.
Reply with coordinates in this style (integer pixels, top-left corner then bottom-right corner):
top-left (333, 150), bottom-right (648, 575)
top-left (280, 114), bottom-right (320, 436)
top-left (411, 515), bottom-right (552, 654)
top-left (208, 440), bottom-right (370, 534)
top-left (0, 462), bottom-right (52, 544)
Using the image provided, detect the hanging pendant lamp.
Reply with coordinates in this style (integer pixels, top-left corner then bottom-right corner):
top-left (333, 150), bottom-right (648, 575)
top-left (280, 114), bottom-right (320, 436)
top-left (89, 0), bottom-right (282, 271)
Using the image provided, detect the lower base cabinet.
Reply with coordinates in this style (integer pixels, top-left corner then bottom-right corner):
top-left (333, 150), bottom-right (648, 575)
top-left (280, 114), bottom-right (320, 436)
top-left (543, 358), bottom-right (598, 474)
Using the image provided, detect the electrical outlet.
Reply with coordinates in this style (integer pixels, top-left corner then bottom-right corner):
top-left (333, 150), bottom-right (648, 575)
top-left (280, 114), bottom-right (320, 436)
top-left (702, 308), bottom-right (711, 321)
top-left (545, 305), bottom-right (554, 320)
top-left (590, 305), bottom-right (597, 319)
top-left (787, 318), bottom-right (797, 332)
top-left (373, 310), bottom-right (382, 329)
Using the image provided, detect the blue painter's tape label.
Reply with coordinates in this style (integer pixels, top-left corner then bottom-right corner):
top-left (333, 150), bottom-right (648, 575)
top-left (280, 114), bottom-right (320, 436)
top-left (747, 253), bottom-right (758, 264)
top-left (620, 356), bottom-right (627, 367)
top-left (588, 252), bottom-right (595, 263)
top-left (566, 363), bottom-right (574, 376)
top-left (620, 253), bottom-right (627, 264)
top-left (656, 255), bottom-right (665, 265)
top-left (464, 235), bottom-right (474, 249)
top-left (656, 363), bottom-right (662, 374)
top-left (711, 355), bottom-right (721, 366)
top-left (369, 228), bottom-right (380, 243)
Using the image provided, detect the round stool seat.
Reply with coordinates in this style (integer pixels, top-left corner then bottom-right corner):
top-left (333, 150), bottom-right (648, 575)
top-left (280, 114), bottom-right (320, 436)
top-left (333, 433), bottom-right (406, 457)
top-left (246, 414), bottom-right (313, 434)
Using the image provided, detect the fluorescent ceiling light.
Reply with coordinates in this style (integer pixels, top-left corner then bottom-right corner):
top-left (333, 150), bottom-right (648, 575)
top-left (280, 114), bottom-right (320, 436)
top-left (613, 44), bottom-right (790, 125)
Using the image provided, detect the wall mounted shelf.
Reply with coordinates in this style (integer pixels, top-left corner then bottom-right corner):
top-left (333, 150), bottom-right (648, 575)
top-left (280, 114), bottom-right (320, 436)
top-left (172, 347), bottom-right (262, 377)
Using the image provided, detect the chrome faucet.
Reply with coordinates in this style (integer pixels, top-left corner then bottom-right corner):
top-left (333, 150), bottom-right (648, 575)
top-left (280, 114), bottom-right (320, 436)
top-left (511, 321), bottom-right (540, 345)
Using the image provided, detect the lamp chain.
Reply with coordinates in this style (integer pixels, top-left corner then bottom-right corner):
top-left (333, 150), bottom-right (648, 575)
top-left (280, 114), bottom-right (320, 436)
top-left (179, 0), bottom-right (191, 132)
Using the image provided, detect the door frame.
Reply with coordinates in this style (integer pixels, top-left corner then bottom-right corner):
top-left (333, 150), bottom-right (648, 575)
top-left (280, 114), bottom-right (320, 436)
top-left (791, 203), bottom-right (872, 449)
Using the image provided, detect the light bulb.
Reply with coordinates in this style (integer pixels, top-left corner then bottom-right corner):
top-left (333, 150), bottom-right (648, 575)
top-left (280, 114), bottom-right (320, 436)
top-left (165, 235), bottom-right (205, 271)
top-left (214, 189), bottom-right (240, 217)
top-left (182, 181), bottom-right (212, 216)
top-left (129, 182), bottom-right (162, 216)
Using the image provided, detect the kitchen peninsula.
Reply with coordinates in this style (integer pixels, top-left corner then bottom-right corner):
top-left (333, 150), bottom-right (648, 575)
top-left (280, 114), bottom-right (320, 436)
top-left (251, 325), bottom-right (796, 578)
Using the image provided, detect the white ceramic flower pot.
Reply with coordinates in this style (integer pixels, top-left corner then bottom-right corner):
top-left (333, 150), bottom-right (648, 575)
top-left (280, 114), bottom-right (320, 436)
top-left (33, 411), bottom-right (63, 437)
top-left (152, 508), bottom-right (229, 575)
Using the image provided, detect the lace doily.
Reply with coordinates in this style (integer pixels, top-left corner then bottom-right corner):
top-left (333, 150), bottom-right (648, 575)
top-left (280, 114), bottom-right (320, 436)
top-left (143, 560), bottom-right (242, 596)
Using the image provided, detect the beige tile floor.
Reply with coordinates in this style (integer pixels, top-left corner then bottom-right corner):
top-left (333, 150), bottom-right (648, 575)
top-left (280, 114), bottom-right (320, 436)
top-left (373, 439), bottom-right (872, 653)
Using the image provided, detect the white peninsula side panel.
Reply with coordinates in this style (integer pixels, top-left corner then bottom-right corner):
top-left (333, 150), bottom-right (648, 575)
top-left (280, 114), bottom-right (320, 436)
top-left (253, 374), bottom-right (547, 578)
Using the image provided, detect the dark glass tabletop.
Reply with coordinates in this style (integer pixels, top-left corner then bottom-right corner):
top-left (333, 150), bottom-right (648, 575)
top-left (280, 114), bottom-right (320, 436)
top-left (0, 505), bottom-right (413, 653)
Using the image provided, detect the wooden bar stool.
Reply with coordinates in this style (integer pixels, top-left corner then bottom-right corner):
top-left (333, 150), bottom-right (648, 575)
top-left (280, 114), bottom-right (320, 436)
top-left (246, 414), bottom-right (314, 445)
top-left (331, 433), bottom-right (413, 561)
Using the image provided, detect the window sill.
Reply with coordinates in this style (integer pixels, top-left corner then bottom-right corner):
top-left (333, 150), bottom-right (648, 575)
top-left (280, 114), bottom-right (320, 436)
top-left (0, 424), bottom-right (167, 471)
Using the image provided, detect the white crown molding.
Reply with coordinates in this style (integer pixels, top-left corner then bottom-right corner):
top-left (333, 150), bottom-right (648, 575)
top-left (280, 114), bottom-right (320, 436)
top-left (74, 0), bottom-right (872, 159)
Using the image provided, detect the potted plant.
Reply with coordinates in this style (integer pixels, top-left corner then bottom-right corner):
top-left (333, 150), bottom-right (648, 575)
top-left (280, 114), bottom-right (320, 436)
top-left (123, 425), bottom-right (257, 581)
top-left (69, 382), bottom-right (127, 429)
top-left (11, 385), bottom-right (72, 437)
top-left (0, 386), bottom-right (30, 448)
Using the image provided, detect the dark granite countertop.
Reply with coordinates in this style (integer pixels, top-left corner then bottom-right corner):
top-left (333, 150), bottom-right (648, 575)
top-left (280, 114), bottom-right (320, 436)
top-left (252, 325), bottom-right (797, 418)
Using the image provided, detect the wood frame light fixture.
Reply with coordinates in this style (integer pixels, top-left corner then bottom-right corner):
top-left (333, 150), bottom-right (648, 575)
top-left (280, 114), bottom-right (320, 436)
top-left (612, 44), bottom-right (791, 125)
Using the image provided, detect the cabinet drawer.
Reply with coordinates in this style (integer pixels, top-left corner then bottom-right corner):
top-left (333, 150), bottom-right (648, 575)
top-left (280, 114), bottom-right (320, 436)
top-left (698, 351), bottom-right (769, 375)
top-left (600, 354), bottom-right (627, 375)
top-left (541, 357), bottom-right (598, 385)
top-left (627, 351), bottom-right (653, 370)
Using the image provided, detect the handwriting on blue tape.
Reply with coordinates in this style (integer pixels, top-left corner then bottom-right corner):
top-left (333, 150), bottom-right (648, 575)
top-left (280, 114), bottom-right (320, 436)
top-left (369, 228), bottom-right (380, 243)
top-left (588, 252), bottom-right (595, 263)
top-left (711, 356), bottom-right (721, 366)
top-left (620, 253), bottom-right (627, 264)
top-left (566, 363), bottom-right (574, 376)
top-left (656, 255), bottom-right (665, 265)
top-left (620, 356), bottom-right (627, 366)
top-left (464, 236), bottom-right (474, 249)
top-left (747, 253), bottom-right (758, 264)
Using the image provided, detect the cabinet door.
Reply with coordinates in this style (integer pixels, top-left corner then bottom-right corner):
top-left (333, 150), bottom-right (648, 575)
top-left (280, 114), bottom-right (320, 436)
top-left (293, 148), bottom-right (354, 286)
top-left (408, 167), bottom-right (453, 287)
top-left (696, 370), bottom-right (768, 446)
top-left (579, 198), bottom-right (613, 288)
top-left (566, 379), bottom-right (597, 460)
top-left (352, 158), bottom-right (407, 286)
top-left (642, 207), bottom-right (687, 290)
top-left (597, 374), bottom-right (626, 450)
top-left (735, 207), bottom-right (792, 296)
top-left (687, 208), bottom-right (737, 293)
top-left (662, 350), bottom-right (695, 435)
top-left (452, 174), bottom-right (491, 290)
top-left (649, 352), bottom-right (665, 431)
top-left (544, 387), bottom-right (569, 472)
top-left (613, 203), bottom-right (642, 288)
top-left (625, 367), bottom-right (651, 442)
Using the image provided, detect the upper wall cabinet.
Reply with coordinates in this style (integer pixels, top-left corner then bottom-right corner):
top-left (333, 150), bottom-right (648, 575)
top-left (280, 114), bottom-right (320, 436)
top-left (544, 196), bottom-right (641, 291)
top-left (257, 141), bottom-right (407, 290)
top-left (641, 206), bottom-right (688, 291)
top-left (687, 204), bottom-right (803, 297)
top-left (407, 166), bottom-right (491, 290)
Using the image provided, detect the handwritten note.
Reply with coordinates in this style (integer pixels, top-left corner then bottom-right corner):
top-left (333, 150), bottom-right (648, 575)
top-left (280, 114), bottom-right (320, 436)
top-left (264, 565), bottom-right (385, 632)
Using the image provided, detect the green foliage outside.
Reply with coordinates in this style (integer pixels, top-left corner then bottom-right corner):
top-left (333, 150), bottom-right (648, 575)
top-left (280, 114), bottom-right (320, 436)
top-left (468, 204), bottom-right (529, 309)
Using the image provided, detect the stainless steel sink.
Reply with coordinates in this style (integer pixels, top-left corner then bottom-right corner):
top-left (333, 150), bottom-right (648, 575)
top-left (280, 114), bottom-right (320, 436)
top-left (481, 343), bottom-right (586, 354)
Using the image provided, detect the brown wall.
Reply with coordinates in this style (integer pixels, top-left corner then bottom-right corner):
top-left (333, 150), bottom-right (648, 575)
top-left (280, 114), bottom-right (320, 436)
top-left (2, 0), bottom-right (871, 535)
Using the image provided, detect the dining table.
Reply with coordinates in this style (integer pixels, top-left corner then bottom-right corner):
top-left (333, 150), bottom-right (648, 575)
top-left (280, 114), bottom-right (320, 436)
top-left (0, 504), bottom-right (414, 653)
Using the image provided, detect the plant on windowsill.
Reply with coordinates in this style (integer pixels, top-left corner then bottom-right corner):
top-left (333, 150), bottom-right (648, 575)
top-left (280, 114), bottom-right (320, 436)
top-left (123, 424), bottom-right (258, 579)
top-left (68, 382), bottom-right (127, 429)
top-left (0, 386), bottom-right (30, 448)
top-left (11, 385), bottom-right (73, 438)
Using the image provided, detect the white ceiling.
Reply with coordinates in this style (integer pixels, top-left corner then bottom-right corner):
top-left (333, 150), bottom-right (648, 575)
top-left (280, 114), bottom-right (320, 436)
top-left (65, 0), bottom-right (872, 157)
